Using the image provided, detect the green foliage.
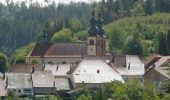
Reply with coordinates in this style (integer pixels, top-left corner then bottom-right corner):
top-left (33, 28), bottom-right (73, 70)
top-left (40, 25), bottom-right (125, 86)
top-left (162, 94), bottom-right (170, 100)
top-left (75, 31), bottom-right (88, 41)
top-left (77, 94), bottom-right (92, 100)
top-left (69, 17), bottom-right (84, 33)
top-left (51, 28), bottom-right (72, 43)
top-left (124, 32), bottom-right (148, 57)
top-left (105, 13), bottom-right (170, 57)
top-left (103, 81), bottom-right (159, 100)
top-left (158, 32), bottom-right (168, 56)
top-left (0, 53), bottom-right (8, 73)
top-left (109, 26), bottom-right (123, 54)
top-left (45, 95), bottom-right (62, 100)
top-left (13, 43), bottom-right (34, 64)
top-left (167, 30), bottom-right (170, 54)
top-left (164, 80), bottom-right (170, 93)
top-left (6, 91), bottom-right (20, 100)
top-left (31, 58), bottom-right (38, 64)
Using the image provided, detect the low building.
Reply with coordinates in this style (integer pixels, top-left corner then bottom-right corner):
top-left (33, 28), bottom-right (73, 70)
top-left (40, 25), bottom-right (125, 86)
top-left (0, 72), bottom-right (7, 97)
top-left (45, 64), bottom-right (71, 91)
top-left (71, 60), bottom-right (124, 89)
top-left (6, 73), bottom-right (33, 97)
top-left (32, 71), bottom-right (55, 96)
top-left (144, 56), bottom-right (170, 92)
top-left (112, 55), bottom-right (145, 83)
top-left (9, 64), bottom-right (43, 73)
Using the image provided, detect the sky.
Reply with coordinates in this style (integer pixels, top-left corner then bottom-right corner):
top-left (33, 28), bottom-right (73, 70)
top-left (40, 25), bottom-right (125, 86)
top-left (0, 0), bottom-right (101, 5)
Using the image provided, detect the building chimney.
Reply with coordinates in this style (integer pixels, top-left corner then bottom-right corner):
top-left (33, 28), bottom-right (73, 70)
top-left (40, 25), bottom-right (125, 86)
top-left (3, 73), bottom-right (5, 80)
top-left (128, 62), bottom-right (130, 70)
top-left (5, 77), bottom-right (8, 89)
top-left (56, 64), bottom-right (59, 71)
top-left (53, 81), bottom-right (55, 87)
top-left (42, 64), bottom-right (45, 70)
top-left (32, 67), bottom-right (35, 73)
top-left (97, 69), bottom-right (100, 73)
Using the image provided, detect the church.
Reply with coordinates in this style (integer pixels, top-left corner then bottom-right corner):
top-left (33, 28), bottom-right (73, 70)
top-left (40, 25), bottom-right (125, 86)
top-left (26, 12), bottom-right (110, 65)
top-left (25, 12), bottom-right (144, 90)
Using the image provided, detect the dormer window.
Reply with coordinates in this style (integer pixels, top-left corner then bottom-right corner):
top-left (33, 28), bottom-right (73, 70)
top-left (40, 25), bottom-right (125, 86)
top-left (89, 40), bottom-right (94, 45)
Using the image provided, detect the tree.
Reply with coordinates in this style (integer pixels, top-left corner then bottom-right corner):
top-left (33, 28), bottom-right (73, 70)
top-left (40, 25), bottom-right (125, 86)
top-left (31, 58), bottom-right (38, 64)
top-left (0, 53), bottom-right (8, 73)
top-left (45, 95), bottom-right (62, 100)
top-left (158, 32), bottom-right (168, 56)
top-left (124, 32), bottom-right (146, 57)
top-left (167, 30), bottom-right (170, 54)
top-left (156, 0), bottom-right (170, 12)
top-left (109, 26), bottom-right (123, 54)
top-left (69, 17), bottom-right (84, 33)
top-left (77, 94), bottom-right (92, 100)
top-left (144, 0), bottom-right (153, 15)
top-left (6, 91), bottom-right (19, 100)
top-left (51, 28), bottom-right (72, 43)
top-left (103, 81), bottom-right (159, 100)
top-left (13, 43), bottom-right (34, 64)
top-left (75, 31), bottom-right (88, 41)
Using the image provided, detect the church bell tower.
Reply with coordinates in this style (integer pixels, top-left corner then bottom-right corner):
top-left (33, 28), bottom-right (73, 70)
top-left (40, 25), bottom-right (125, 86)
top-left (87, 11), bottom-right (106, 56)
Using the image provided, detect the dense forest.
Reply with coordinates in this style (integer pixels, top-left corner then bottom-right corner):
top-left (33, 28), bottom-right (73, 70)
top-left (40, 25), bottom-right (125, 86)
top-left (0, 0), bottom-right (169, 67)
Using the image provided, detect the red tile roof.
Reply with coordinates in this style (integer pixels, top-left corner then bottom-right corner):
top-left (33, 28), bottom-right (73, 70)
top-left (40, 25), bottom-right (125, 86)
top-left (29, 43), bottom-right (86, 57)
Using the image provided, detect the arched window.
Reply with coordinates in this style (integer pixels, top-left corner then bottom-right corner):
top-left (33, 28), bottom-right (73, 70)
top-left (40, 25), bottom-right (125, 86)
top-left (62, 61), bottom-right (67, 64)
top-left (48, 61), bottom-right (53, 64)
top-left (89, 39), bottom-right (94, 45)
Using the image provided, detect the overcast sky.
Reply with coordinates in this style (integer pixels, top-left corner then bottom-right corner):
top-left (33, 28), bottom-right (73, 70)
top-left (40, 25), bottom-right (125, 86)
top-left (1, 0), bottom-right (100, 5)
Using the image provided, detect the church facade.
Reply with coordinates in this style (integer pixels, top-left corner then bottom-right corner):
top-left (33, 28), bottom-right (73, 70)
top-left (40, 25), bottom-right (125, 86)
top-left (26, 12), bottom-right (109, 64)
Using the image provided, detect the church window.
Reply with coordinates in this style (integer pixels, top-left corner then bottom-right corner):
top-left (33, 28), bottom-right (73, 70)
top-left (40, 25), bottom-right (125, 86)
top-left (62, 61), bottom-right (67, 64)
top-left (89, 40), bottom-right (94, 45)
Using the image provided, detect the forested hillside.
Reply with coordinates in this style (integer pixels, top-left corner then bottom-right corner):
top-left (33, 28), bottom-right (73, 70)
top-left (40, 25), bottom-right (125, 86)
top-left (0, 1), bottom-right (92, 56)
top-left (0, 0), bottom-right (170, 59)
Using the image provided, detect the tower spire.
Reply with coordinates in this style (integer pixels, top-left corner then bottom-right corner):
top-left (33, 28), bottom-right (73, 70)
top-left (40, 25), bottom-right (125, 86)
top-left (88, 11), bottom-right (99, 36)
top-left (97, 12), bottom-right (105, 37)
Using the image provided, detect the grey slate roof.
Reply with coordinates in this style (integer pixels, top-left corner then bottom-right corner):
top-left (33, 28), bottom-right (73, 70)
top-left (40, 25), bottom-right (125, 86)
top-left (6, 73), bottom-right (32, 89)
top-left (9, 64), bottom-right (43, 73)
top-left (32, 71), bottom-right (54, 87)
top-left (0, 74), bottom-right (6, 96)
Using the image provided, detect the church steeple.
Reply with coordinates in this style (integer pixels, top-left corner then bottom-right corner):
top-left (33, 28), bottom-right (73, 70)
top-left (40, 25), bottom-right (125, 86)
top-left (97, 12), bottom-right (105, 37)
top-left (88, 11), bottom-right (99, 36)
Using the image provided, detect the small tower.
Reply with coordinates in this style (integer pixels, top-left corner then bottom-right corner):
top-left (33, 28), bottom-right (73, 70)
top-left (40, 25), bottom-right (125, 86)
top-left (87, 11), bottom-right (98, 56)
top-left (87, 12), bottom-right (106, 56)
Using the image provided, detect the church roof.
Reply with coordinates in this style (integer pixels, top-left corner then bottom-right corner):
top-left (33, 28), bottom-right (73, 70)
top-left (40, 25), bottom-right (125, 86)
top-left (73, 60), bottom-right (124, 84)
top-left (28, 42), bottom-right (86, 57)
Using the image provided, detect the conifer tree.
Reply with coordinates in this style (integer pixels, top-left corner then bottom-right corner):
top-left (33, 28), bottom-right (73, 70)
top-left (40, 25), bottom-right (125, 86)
top-left (158, 32), bottom-right (169, 55)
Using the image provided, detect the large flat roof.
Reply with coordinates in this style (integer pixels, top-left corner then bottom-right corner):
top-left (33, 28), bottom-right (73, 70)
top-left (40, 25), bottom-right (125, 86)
top-left (6, 73), bottom-right (32, 89)
top-left (73, 60), bottom-right (124, 84)
top-left (32, 71), bottom-right (54, 87)
top-left (54, 77), bottom-right (70, 91)
top-left (45, 64), bottom-right (70, 77)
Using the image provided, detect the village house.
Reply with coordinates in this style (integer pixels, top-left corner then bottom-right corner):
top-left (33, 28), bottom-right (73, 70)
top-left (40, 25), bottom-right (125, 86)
top-left (112, 55), bottom-right (145, 83)
top-left (32, 70), bottom-right (56, 96)
top-left (0, 72), bottom-right (7, 97)
top-left (44, 64), bottom-right (71, 91)
top-left (5, 73), bottom-right (33, 97)
top-left (144, 55), bottom-right (170, 92)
